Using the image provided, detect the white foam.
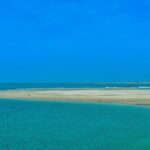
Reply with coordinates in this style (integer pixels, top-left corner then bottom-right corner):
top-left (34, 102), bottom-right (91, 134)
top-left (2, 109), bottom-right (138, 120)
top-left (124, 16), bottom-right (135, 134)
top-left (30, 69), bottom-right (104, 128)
top-left (138, 86), bottom-right (150, 89)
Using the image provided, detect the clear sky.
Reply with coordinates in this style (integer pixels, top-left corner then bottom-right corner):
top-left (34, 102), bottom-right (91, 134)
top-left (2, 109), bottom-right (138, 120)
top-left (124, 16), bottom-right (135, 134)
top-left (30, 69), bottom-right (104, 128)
top-left (0, 0), bottom-right (150, 82)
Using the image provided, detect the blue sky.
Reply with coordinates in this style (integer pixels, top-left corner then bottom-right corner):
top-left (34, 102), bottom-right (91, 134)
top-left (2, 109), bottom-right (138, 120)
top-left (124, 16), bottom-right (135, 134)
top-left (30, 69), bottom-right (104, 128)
top-left (0, 0), bottom-right (150, 82)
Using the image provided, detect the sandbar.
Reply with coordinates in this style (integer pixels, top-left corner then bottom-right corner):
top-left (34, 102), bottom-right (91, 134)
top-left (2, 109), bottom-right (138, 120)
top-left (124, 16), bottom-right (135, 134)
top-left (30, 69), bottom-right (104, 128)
top-left (0, 89), bottom-right (150, 105)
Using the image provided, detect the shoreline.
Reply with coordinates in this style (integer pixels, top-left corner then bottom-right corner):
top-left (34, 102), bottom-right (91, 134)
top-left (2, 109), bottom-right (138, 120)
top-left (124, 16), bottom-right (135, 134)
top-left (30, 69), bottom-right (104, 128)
top-left (0, 89), bottom-right (150, 105)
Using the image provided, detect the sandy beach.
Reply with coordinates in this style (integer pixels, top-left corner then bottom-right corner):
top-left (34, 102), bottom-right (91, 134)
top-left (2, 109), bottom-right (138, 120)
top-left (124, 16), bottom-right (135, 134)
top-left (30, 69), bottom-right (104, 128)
top-left (0, 89), bottom-right (150, 105)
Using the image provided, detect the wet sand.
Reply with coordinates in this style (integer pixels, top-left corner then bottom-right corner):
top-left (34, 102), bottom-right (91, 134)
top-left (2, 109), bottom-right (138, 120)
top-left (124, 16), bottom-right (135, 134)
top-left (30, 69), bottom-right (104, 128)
top-left (0, 89), bottom-right (150, 105)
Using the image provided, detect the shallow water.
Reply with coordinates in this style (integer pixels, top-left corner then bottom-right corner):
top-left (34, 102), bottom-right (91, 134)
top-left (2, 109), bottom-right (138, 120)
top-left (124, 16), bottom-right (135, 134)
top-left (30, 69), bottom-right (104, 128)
top-left (0, 99), bottom-right (150, 150)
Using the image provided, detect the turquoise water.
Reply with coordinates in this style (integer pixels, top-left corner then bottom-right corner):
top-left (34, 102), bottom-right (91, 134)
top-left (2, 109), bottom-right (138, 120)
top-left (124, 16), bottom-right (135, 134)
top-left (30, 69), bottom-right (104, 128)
top-left (0, 99), bottom-right (150, 150)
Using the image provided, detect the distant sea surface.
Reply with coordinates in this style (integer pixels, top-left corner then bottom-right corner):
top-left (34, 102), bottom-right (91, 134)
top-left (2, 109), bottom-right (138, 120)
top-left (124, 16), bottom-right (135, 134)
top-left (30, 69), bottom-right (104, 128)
top-left (0, 82), bottom-right (150, 90)
top-left (0, 99), bottom-right (150, 150)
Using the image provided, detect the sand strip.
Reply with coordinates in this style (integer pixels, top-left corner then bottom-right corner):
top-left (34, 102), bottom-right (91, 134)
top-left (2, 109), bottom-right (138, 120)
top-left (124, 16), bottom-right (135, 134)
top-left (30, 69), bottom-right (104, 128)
top-left (0, 89), bottom-right (150, 105)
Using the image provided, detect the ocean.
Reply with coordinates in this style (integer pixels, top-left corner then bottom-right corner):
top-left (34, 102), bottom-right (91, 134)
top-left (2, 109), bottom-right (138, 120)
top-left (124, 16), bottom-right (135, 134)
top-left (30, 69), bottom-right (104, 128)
top-left (0, 82), bottom-right (150, 90)
top-left (0, 99), bottom-right (150, 150)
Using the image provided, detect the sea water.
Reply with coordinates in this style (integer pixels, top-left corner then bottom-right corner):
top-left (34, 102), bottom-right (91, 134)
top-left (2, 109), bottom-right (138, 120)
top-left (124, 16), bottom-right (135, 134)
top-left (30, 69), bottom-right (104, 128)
top-left (0, 82), bottom-right (150, 90)
top-left (0, 99), bottom-right (150, 150)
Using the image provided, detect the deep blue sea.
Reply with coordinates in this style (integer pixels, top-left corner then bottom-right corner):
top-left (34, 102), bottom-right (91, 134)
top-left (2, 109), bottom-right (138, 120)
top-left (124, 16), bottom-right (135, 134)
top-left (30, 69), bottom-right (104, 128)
top-left (0, 99), bottom-right (150, 150)
top-left (0, 82), bottom-right (150, 90)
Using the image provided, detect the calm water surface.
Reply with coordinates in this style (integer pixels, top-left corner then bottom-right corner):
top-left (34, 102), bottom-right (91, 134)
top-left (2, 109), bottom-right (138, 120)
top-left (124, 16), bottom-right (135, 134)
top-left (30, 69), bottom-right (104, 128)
top-left (1, 82), bottom-right (150, 90)
top-left (0, 99), bottom-right (150, 150)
